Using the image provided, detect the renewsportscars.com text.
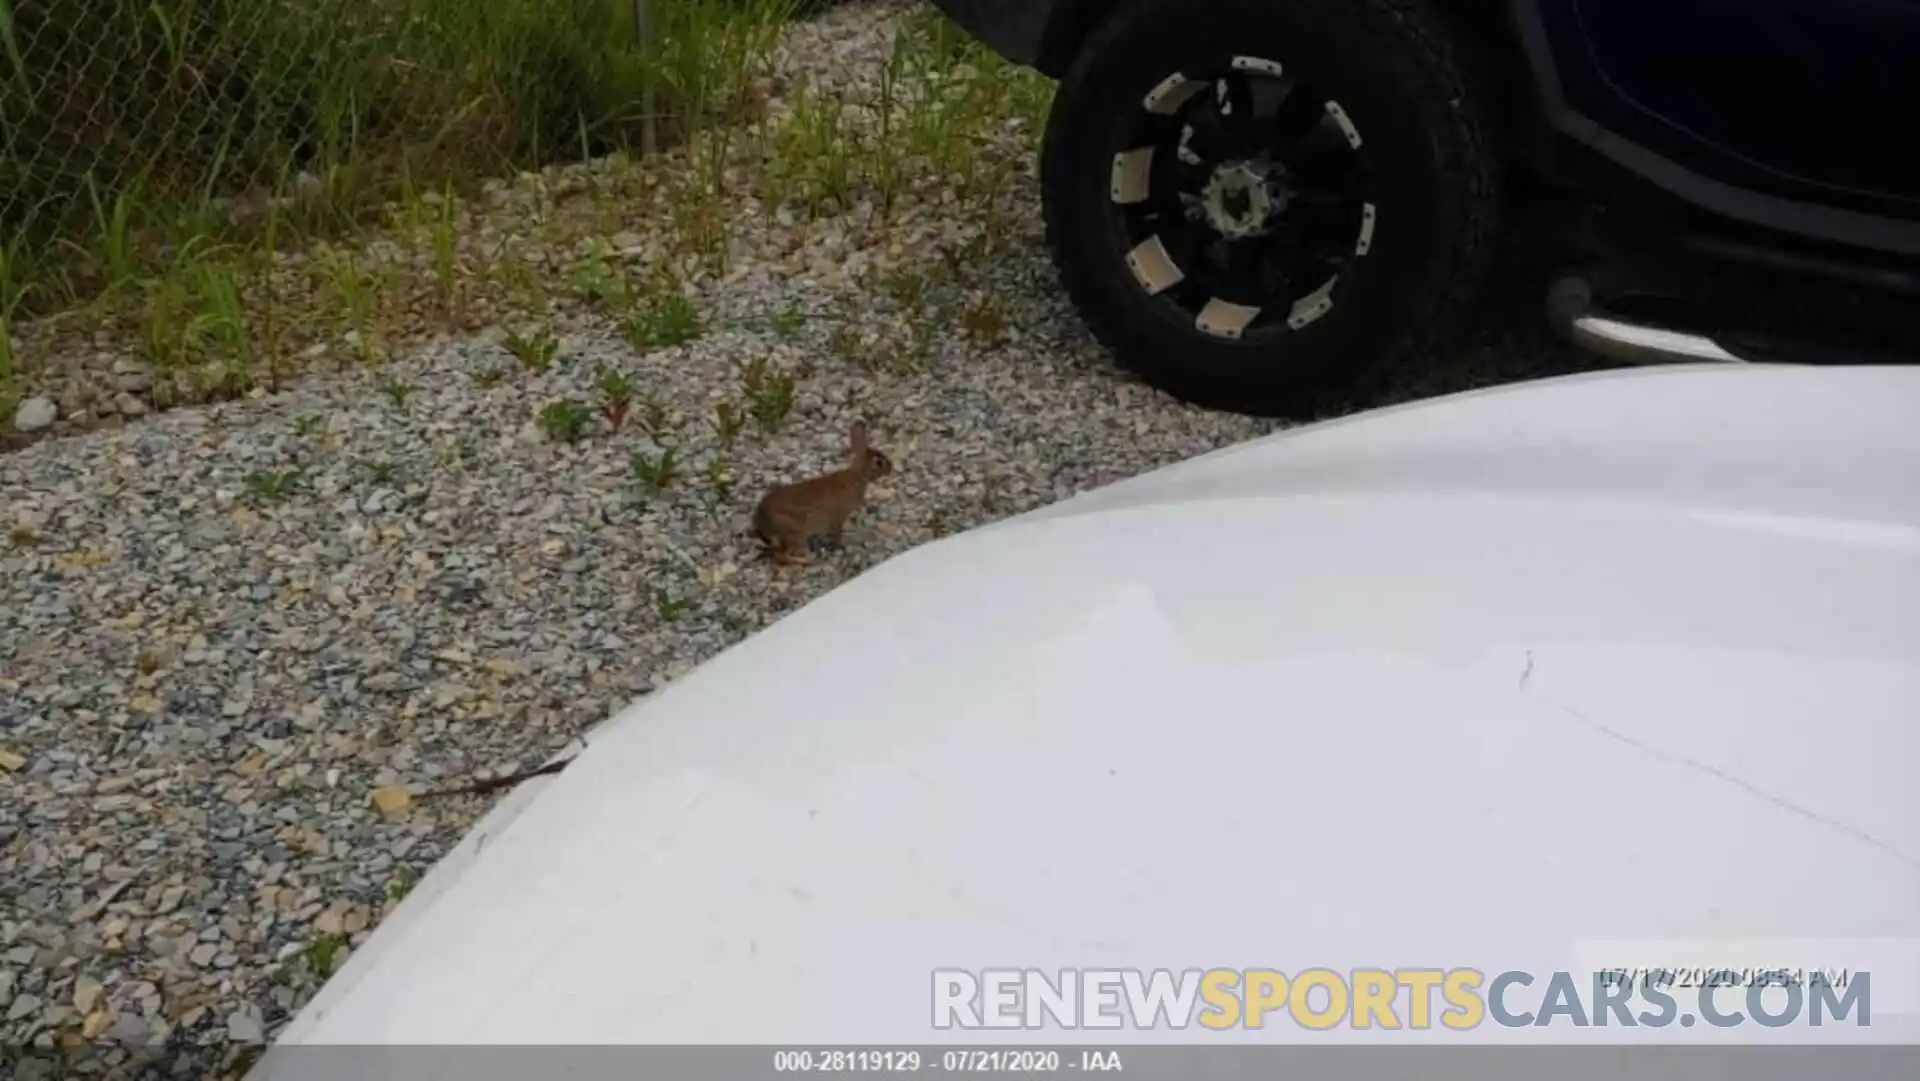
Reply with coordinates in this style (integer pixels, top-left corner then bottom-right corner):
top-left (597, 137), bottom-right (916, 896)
top-left (931, 967), bottom-right (1872, 1031)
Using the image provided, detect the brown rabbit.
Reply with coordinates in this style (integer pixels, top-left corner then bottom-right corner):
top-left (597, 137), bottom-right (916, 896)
top-left (751, 420), bottom-right (893, 565)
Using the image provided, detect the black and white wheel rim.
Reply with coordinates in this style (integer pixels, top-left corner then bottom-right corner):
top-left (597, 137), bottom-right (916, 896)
top-left (1108, 58), bottom-right (1374, 341)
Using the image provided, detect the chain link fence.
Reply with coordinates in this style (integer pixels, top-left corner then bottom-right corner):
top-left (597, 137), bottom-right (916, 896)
top-left (0, 0), bottom-right (832, 263)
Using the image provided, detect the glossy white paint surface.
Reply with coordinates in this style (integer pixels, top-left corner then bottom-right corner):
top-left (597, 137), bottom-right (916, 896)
top-left (265, 365), bottom-right (1920, 1052)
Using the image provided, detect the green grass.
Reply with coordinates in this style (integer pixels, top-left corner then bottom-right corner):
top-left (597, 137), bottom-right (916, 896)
top-left (0, 238), bottom-right (27, 389)
top-left (768, 301), bottom-right (807, 339)
top-left (566, 243), bottom-right (636, 309)
top-left (738, 355), bottom-right (795, 434)
top-left (635, 391), bottom-right (677, 440)
top-left (653, 588), bottom-right (690, 622)
top-left (244, 468), bottom-right (302, 502)
top-left (375, 373), bottom-right (415, 411)
top-left (622, 292), bottom-right (704, 351)
top-left (709, 400), bottom-right (745, 448)
top-left (632, 446), bottom-right (681, 494)
top-left (703, 453), bottom-right (733, 504)
top-left (303, 933), bottom-right (348, 978)
top-left (315, 251), bottom-right (391, 367)
top-left (1, 0), bottom-right (819, 313)
top-left (596, 366), bottom-right (635, 431)
top-left (0, 0), bottom-right (1058, 433)
top-left (503, 323), bottom-right (559, 373)
top-left (537, 398), bottom-right (594, 442)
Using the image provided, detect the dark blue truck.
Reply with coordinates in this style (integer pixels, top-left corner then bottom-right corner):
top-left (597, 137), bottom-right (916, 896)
top-left (929, 0), bottom-right (1920, 416)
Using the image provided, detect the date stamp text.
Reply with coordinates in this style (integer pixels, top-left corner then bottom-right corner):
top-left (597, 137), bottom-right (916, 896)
top-left (1597, 966), bottom-right (1852, 990)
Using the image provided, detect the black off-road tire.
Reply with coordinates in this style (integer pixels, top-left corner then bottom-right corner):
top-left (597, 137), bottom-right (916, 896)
top-left (1040, 0), bottom-right (1505, 418)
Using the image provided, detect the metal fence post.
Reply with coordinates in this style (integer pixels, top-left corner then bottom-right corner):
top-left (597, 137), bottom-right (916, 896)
top-left (636, 0), bottom-right (657, 156)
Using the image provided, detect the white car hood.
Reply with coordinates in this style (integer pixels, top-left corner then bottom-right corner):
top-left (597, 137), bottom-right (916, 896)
top-left (264, 365), bottom-right (1920, 1052)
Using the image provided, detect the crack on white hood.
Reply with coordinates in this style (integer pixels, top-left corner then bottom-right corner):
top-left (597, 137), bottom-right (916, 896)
top-left (1530, 694), bottom-right (1920, 876)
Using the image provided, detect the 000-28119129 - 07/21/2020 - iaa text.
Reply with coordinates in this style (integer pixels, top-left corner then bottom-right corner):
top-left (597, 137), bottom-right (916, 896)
top-left (769, 1048), bottom-right (1125, 1072)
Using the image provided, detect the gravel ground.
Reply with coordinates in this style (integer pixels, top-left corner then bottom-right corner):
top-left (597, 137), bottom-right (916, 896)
top-left (0, 2), bottom-right (1603, 1075)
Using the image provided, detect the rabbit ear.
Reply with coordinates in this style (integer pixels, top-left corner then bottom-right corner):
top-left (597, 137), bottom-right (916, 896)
top-left (848, 420), bottom-right (869, 458)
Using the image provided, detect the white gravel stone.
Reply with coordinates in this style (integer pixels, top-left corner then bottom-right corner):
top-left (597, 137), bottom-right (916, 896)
top-left (13, 396), bottom-right (55, 431)
top-left (113, 359), bottom-right (155, 393)
top-left (226, 1004), bottom-right (266, 1044)
top-left (72, 974), bottom-right (102, 1013)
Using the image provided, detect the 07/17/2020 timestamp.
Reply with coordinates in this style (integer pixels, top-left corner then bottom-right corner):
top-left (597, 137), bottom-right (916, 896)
top-left (1597, 967), bottom-right (1852, 989)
